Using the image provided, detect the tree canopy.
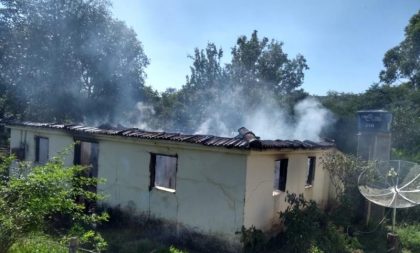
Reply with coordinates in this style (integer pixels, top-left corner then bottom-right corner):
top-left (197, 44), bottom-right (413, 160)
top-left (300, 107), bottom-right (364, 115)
top-left (153, 31), bottom-right (309, 134)
top-left (0, 0), bottom-right (149, 124)
top-left (0, 1), bottom-right (418, 162)
top-left (380, 10), bottom-right (420, 88)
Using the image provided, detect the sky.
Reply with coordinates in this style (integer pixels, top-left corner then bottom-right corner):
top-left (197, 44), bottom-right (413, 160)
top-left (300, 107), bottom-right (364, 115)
top-left (110, 0), bottom-right (420, 95)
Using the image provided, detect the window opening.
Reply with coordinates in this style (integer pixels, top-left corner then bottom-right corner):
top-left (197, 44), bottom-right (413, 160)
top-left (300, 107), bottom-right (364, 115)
top-left (274, 159), bottom-right (288, 192)
top-left (150, 154), bottom-right (177, 192)
top-left (306, 156), bottom-right (316, 186)
top-left (35, 136), bottom-right (49, 164)
top-left (74, 141), bottom-right (99, 178)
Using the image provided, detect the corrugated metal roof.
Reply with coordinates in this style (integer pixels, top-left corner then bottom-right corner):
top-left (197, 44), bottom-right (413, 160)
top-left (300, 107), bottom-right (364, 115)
top-left (5, 121), bottom-right (334, 151)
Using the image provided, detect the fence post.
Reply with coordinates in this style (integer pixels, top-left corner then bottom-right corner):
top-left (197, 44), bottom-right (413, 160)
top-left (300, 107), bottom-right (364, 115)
top-left (68, 237), bottom-right (79, 253)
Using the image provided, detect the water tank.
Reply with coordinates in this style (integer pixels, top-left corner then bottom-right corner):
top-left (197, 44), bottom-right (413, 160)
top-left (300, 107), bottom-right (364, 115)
top-left (357, 110), bottom-right (392, 133)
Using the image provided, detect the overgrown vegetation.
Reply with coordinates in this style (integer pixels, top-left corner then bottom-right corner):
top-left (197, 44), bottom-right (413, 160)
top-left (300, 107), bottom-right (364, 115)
top-left (0, 152), bottom-right (108, 253)
top-left (8, 234), bottom-right (67, 253)
top-left (275, 193), bottom-right (361, 253)
top-left (321, 152), bottom-right (372, 228)
top-left (397, 224), bottom-right (420, 253)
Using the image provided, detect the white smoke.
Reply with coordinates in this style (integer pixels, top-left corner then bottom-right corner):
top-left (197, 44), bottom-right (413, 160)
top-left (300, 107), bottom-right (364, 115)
top-left (195, 97), bottom-right (333, 141)
top-left (194, 113), bottom-right (232, 137)
top-left (293, 98), bottom-right (331, 141)
top-left (130, 102), bottom-right (157, 130)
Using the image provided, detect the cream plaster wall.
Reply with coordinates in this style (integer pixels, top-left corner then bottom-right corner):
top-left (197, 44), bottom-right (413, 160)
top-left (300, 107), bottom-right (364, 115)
top-left (9, 127), bottom-right (74, 166)
top-left (97, 138), bottom-right (247, 238)
top-left (9, 126), bottom-right (249, 238)
top-left (303, 154), bottom-right (331, 207)
top-left (8, 125), bottom-right (333, 241)
top-left (243, 151), bottom-right (331, 230)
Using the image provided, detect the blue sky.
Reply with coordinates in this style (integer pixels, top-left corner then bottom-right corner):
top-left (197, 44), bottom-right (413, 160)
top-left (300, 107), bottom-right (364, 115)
top-left (111, 0), bottom-right (419, 95)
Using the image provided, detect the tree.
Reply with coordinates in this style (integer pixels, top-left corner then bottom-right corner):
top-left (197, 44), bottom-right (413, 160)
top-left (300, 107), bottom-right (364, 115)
top-left (158, 31), bottom-right (310, 134)
top-left (227, 31), bottom-right (308, 109)
top-left (0, 0), bottom-right (149, 124)
top-left (380, 11), bottom-right (420, 88)
top-left (0, 152), bottom-right (108, 252)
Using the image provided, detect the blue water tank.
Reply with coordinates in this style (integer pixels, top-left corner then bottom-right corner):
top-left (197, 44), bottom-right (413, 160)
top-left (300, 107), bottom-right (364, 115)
top-left (357, 110), bottom-right (392, 132)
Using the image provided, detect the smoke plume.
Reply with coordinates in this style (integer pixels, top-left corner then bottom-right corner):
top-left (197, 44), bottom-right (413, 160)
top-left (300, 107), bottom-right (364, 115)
top-left (194, 97), bottom-right (332, 141)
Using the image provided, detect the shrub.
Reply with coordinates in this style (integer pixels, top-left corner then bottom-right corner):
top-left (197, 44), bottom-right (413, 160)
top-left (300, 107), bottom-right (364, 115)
top-left (240, 225), bottom-right (266, 253)
top-left (279, 193), bottom-right (326, 252)
top-left (278, 193), bottom-right (359, 253)
top-left (321, 152), bottom-right (372, 228)
top-left (8, 234), bottom-right (67, 253)
top-left (397, 224), bottom-right (420, 253)
top-left (0, 153), bottom-right (108, 252)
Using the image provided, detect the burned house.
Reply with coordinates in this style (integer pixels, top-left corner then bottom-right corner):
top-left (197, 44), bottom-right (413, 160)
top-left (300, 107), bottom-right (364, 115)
top-left (6, 122), bottom-right (335, 242)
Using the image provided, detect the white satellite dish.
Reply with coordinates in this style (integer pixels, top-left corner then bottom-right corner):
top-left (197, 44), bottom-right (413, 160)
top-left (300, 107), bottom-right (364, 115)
top-left (358, 160), bottom-right (420, 231)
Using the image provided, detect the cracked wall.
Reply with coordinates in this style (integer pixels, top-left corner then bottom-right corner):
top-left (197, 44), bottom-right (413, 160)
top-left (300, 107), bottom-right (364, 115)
top-left (243, 151), bottom-right (331, 230)
top-left (9, 126), bottom-right (248, 240)
top-left (8, 126), bottom-right (333, 242)
top-left (91, 138), bottom-right (248, 240)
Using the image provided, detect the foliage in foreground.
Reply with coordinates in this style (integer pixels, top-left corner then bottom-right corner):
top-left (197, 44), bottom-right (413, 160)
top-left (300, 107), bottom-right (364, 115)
top-left (397, 224), bottom-right (420, 253)
top-left (278, 193), bottom-right (361, 253)
top-left (321, 152), bottom-right (374, 228)
top-left (7, 233), bottom-right (187, 253)
top-left (8, 234), bottom-right (66, 253)
top-left (0, 153), bottom-right (108, 253)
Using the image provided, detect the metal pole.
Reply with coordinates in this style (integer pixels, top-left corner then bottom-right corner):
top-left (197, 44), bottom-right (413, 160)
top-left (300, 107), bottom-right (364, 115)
top-left (68, 237), bottom-right (79, 253)
top-left (392, 207), bottom-right (396, 233)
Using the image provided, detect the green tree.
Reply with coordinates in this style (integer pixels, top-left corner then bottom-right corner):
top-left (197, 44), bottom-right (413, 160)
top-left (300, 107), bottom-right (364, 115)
top-left (0, 0), bottom-right (149, 123)
top-left (230, 31), bottom-right (308, 92)
top-left (159, 31), bottom-right (309, 133)
top-left (0, 153), bottom-right (108, 253)
top-left (380, 11), bottom-right (420, 88)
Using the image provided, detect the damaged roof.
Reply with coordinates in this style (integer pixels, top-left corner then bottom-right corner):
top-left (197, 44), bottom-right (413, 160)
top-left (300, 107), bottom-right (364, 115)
top-left (5, 121), bottom-right (334, 151)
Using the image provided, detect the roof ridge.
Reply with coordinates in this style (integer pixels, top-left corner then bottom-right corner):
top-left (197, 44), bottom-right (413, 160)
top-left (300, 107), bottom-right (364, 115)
top-left (4, 121), bottom-right (335, 151)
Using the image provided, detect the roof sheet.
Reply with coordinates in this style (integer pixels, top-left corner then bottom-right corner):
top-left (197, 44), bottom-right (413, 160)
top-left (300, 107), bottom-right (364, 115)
top-left (5, 121), bottom-right (334, 151)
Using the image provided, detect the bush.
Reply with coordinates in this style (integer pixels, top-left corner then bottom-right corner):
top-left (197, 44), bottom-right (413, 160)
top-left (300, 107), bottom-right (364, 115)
top-left (240, 226), bottom-right (266, 253)
top-left (397, 224), bottom-right (420, 253)
top-left (278, 193), bottom-right (359, 253)
top-left (0, 153), bottom-right (108, 252)
top-left (279, 193), bottom-right (327, 252)
top-left (321, 152), bottom-right (371, 228)
top-left (8, 234), bottom-right (67, 253)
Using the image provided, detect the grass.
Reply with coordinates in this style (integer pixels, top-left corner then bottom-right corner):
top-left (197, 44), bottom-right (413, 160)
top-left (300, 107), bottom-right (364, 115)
top-left (7, 232), bottom-right (187, 253)
top-left (397, 224), bottom-right (420, 253)
top-left (8, 234), bottom-right (67, 253)
top-left (100, 225), bottom-right (191, 253)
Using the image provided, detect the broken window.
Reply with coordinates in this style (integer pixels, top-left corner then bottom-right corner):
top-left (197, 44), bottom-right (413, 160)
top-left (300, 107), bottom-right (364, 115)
top-left (149, 154), bottom-right (177, 192)
top-left (274, 159), bottom-right (288, 192)
top-left (74, 140), bottom-right (99, 211)
top-left (74, 141), bottom-right (99, 179)
top-left (35, 136), bottom-right (49, 164)
top-left (306, 156), bottom-right (316, 186)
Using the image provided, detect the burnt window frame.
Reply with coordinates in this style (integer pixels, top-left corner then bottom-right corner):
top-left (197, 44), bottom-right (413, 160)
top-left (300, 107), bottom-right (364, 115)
top-left (149, 153), bottom-right (178, 193)
top-left (35, 136), bottom-right (49, 164)
top-left (306, 156), bottom-right (316, 187)
top-left (73, 138), bottom-right (99, 178)
top-left (274, 158), bottom-right (288, 192)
